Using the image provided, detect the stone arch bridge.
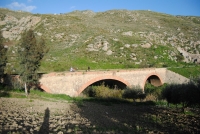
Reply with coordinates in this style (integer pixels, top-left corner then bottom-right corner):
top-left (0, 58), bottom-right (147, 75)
top-left (39, 68), bottom-right (189, 97)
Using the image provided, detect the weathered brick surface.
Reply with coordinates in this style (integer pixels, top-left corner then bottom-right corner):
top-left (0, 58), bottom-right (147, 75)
top-left (39, 68), bottom-right (189, 97)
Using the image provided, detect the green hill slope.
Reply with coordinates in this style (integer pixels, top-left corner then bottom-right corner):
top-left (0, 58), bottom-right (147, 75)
top-left (0, 8), bottom-right (200, 76)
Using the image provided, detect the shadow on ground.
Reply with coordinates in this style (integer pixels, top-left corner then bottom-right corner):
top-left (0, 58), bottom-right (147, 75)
top-left (38, 107), bottom-right (50, 134)
top-left (70, 101), bottom-right (200, 133)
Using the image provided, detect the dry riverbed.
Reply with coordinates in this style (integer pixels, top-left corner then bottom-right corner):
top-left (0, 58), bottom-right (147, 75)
top-left (0, 97), bottom-right (200, 134)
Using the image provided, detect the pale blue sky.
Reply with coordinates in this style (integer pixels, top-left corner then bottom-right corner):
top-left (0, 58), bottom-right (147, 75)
top-left (0, 0), bottom-right (200, 16)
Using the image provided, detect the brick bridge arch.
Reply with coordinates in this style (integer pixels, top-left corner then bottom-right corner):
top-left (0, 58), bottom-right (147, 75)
top-left (76, 75), bottom-right (130, 96)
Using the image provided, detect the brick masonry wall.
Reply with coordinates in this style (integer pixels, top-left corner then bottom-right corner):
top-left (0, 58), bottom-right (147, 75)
top-left (39, 68), bottom-right (189, 97)
top-left (165, 69), bottom-right (189, 84)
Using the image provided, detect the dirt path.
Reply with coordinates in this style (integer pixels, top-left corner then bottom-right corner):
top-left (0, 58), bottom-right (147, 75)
top-left (0, 97), bottom-right (200, 134)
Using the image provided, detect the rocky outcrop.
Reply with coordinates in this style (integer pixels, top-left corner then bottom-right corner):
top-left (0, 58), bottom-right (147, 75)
top-left (177, 47), bottom-right (200, 64)
top-left (86, 38), bottom-right (112, 55)
top-left (1, 15), bottom-right (41, 40)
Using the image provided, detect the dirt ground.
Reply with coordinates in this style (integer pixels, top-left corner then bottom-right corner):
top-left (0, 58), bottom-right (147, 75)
top-left (0, 97), bottom-right (200, 134)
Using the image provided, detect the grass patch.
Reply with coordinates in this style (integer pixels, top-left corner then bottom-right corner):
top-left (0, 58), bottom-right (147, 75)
top-left (0, 86), bottom-right (24, 98)
top-left (28, 89), bottom-right (77, 102)
top-left (184, 110), bottom-right (195, 116)
top-left (0, 87), bottom-right (156, 106)
top-left (168, 65), bottom-right (200, 78)
top-left (29, 99), bottom-right (34, 102)
top-left (0, 91), bottom-right (10, 97)
top-left (0, 87), bottom-right (78, 101)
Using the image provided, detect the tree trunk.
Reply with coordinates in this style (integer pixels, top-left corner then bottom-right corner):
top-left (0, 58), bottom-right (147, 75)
top-left (25, 82), bottom-right (28, 97)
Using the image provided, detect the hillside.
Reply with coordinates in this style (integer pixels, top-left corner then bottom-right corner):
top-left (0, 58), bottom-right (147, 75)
top-left (0, 8), bottom-right (200, 73)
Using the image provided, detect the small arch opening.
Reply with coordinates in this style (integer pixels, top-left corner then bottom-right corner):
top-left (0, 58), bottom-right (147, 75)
top-left (144, 74), bottom-right (163, 101)
top-left (146, 75), bottom-right (162, 87)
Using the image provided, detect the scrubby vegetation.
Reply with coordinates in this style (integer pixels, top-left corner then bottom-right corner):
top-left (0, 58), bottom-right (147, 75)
top-left (0, 8), bottom-right (199, 77)
top-left (82, 84), bottom-right (123, 99)
top-left (82, 75), bottom-right (200, 110)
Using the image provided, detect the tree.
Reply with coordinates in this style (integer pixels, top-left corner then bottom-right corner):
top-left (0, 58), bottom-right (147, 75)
top-left (194, 76), bottom-right (200, 106)
top-left (0, 32), bottom-right (7, 85)
top-left (162, 82), bottom-right (200, 113)
top-left (161, 84), bottom-right (173, 106)
top-left (18, 29), bottom-right (48, 96)
top-left (171, 85), bottom-right (182, 107)
top-left (181, 82), bottom-right (199, 108)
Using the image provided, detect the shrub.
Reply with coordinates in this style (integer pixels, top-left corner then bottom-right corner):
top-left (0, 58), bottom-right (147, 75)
top-left (94, 85), bottom-right (111, 98)
top-left (83, 86), bottom-right (96, 97)
top-left (109, 89), bottom-right (123, 98)
top-left (144, 83), bottom-right (155, 95)
top-left (83, 85), bottom-right (123, 99)
top-left (137, 93), bottom-right (146, 102)
top-left (145, 83), bottom-right (167, 101)
top-left (176, 53), bottom-right (184, 61)
top-left (122, 86), bottom-right (145, 102)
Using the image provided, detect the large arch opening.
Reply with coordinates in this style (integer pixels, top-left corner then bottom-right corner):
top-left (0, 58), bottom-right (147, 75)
top-left (81, 79), bottom-right (127, 97)
top-left (77, 76), bottom-right (130, 96)
top-left (89, 79), bottom-right (127, 90)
